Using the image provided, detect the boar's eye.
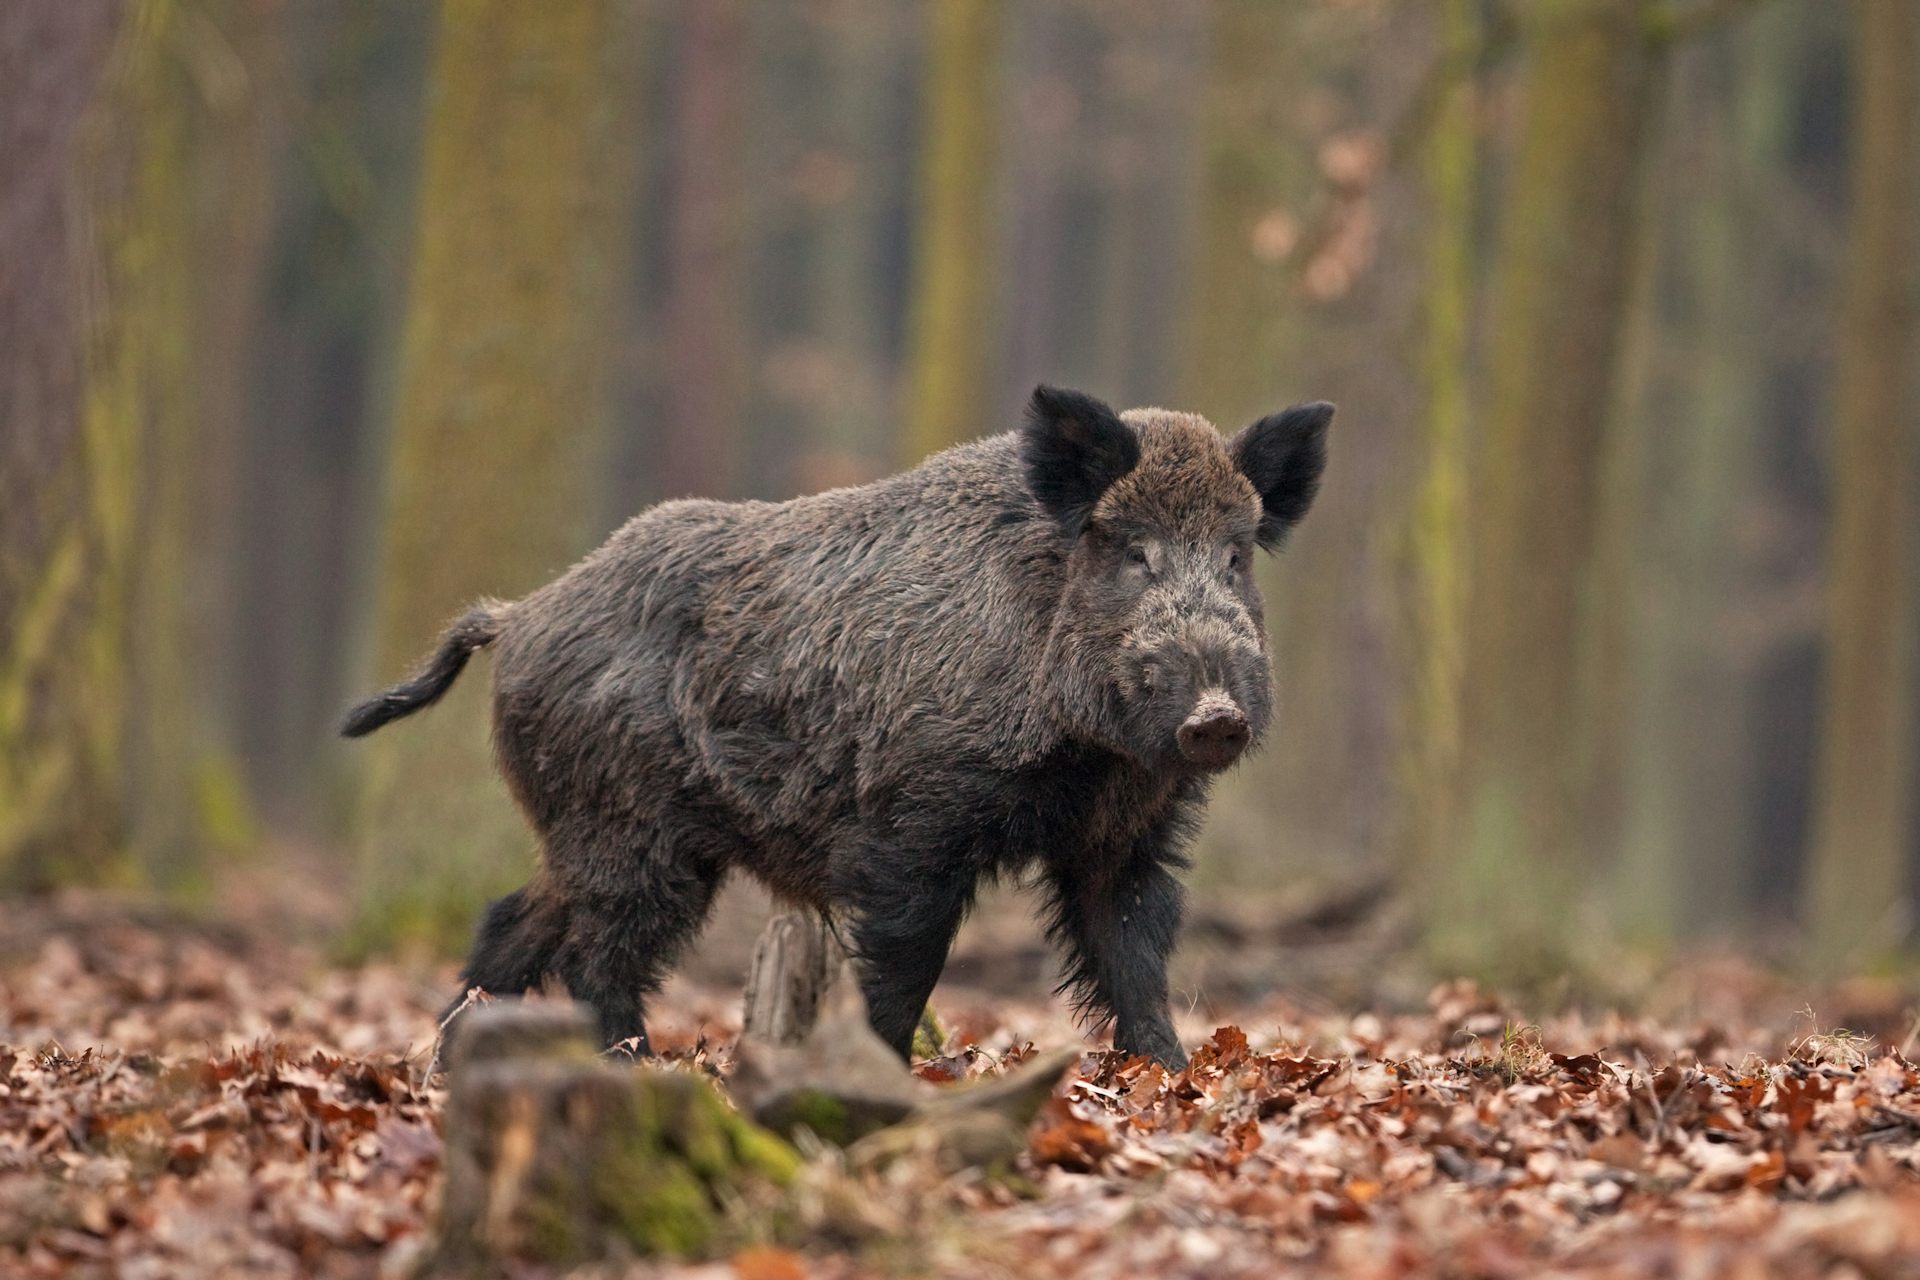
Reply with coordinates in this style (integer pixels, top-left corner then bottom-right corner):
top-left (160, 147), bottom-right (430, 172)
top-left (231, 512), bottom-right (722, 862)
top-left (1124, 545), bottom-right (1151, 570)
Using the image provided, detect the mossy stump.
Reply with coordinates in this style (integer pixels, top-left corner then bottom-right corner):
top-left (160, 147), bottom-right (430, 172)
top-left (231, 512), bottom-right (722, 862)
top-left (432, 1001), bottom-right (799, 1272)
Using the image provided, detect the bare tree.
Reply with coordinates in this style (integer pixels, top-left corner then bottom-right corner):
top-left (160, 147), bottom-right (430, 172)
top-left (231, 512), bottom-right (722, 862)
top-left (1442, 0), bottom-right (1665, 972)
top-left (0, 2), bottom-right (125, 886)
top-left (901, 0), bottom-right (1003, 461)
top-left (1806, 0), bottom-right (1918, 966)
top-left (353, 0), bottom-right (644, 949)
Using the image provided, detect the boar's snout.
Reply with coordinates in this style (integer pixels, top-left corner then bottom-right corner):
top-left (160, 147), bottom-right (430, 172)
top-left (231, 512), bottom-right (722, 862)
top-left (1176, 692), bottom-right (1250, 770)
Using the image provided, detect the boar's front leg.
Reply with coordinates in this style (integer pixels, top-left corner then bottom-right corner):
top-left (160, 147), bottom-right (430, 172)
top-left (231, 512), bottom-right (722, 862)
top-left (835, 846), bottom-right (975, 1059)
top-left (1045, 853), bottom-right (1188, 1069)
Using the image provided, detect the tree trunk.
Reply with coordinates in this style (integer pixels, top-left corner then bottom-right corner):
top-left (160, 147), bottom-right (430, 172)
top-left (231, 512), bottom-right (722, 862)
top-left (794, 0), bottom-right (908, 488)
top-left (1179, 0), bottom-right (1306, 427)
top-left (125, 0), bottom-right (277, 886)
top-left (353, 0), bottom-right (643, 951)
top-left (901, 0), bottom-right (1002, 462)
top-left (236, 1), bottom-right (431, 834)
top-left (660, 0), bottom-right (747, 499)
top-left (0, 2), bottom-right (127, 887)
top-left (1184, 3), bottom-right (1389, 893)
top-left (1438, 0), bottom-right (1664, 974)
top-left (1400, 0), bottom-right (1478, 887)
top-left (1612, 22), bottom-right (1775, 943)
top-left (1806, 0), bottom-right (1918, 966)
top-left (3, 1), bottom-right (288, 888)
top-left (1090, 5), bottom-right (1204, 409)
top-left (1179, 1), bottom-right (1316, 890)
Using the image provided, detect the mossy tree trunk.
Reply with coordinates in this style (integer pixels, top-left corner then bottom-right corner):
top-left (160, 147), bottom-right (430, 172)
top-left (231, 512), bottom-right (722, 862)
top-left (0, 3), bottom-right (127, 887)
top-left (901, 0), bottom-right (1002, 462)
top-left (1806, 0), bottom-right (1918, 967)
top-left (125, 0), bottom-right (277, 888)
top-left (4, 0), bottom-right (281, 890)
top-left (1437, 0), bottom-right (1664, 975)
top-left (1400, 0), bottom-right (1479, 889)
top-left (353, 0), bottom-right (642, 952)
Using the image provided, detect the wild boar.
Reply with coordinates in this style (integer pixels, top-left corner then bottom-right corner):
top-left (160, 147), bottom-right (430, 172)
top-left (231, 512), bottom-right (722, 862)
top-left (343, 386), bottom-right (1331, 1068)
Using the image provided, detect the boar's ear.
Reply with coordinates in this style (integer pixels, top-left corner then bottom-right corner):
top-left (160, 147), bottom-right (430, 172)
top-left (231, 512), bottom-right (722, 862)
top-left (1230, 401), bottom-right (1333, 549)
top-left (1022, 385), bottom-right (1140, 535)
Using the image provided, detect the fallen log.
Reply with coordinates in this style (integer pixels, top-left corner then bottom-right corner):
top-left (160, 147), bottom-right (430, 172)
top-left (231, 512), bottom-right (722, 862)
top-left (734, 952), bottom-right (1078, 1171)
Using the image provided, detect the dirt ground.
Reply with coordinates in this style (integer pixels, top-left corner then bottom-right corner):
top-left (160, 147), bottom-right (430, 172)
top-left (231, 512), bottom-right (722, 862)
top-left (6, 883), bottom-right (1920, 1278)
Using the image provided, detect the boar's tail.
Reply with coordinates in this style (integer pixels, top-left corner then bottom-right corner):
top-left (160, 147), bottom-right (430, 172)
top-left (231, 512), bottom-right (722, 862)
top-left (339, 605), bottom-right (504, 738)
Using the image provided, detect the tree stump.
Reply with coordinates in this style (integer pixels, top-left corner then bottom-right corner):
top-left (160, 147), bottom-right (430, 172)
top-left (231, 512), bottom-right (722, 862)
top-left (740, 908), bottom-right (841, 1044)
top-left (741, 908), bottom-right (945, 1055)
top-left (431, 1001), bottom-right (799, 1272)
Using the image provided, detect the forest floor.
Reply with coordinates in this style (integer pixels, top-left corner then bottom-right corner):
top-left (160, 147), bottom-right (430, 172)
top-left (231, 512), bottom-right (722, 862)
top-left (6, 887), bottom-right (1920, 1278)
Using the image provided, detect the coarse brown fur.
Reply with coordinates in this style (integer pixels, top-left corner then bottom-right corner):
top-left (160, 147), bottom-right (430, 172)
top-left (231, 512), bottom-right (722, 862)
top-left (344, 386), bottom-right (1332, 1067)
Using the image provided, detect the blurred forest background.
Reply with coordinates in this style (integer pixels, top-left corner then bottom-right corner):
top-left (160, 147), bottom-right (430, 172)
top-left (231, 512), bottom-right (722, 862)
top-left (4, 0), bottom-right (1918, 995)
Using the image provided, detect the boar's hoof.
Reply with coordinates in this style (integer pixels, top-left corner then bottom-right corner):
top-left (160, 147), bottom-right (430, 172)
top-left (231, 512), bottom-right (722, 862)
top-left (1119, 1028), bottom-right (1188, 1070)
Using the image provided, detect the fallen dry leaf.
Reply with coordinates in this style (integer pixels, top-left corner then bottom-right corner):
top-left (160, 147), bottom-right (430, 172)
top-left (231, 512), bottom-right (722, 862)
top-left (7, 895), bottom-right (1920, 1278)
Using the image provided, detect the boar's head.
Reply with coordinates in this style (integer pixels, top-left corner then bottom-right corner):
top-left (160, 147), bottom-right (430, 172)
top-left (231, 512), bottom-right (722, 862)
top-left (1023, 385), bottom-right (1331, 774)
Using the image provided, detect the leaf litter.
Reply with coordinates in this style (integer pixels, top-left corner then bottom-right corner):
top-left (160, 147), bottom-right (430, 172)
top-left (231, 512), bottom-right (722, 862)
top-left (6, 897), bottom-right (1920, 1277)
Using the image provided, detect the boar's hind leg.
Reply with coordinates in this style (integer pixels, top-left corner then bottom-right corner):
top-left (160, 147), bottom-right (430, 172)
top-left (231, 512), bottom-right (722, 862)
top-left (1045, 855), bottom-right (1188, 1070)
top-left (445, 884), bottom-right (569, 1029)
top-left (549, 858), bottom-right (724, 1054)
